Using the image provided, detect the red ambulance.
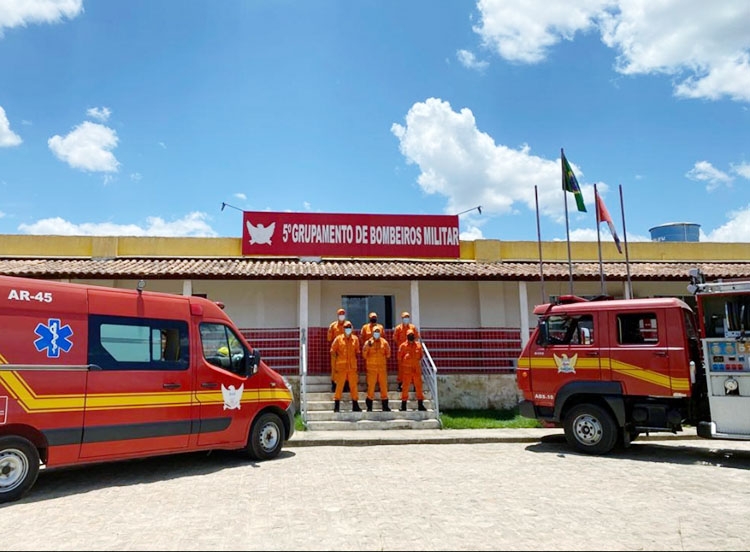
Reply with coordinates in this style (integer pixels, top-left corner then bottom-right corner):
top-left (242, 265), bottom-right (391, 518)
top-left (0, 275), bottom-right (295, 503)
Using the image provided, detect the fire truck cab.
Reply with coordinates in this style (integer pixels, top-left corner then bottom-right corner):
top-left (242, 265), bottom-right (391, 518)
top-left (518, 270), bottom-right (750, 455)
top-left (516, 294), bottom-right (707, 454)
top-left (0, 275), bottom-right (295, 503)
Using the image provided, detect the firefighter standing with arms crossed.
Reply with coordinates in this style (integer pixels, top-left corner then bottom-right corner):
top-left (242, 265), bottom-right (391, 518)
top-left (362, 325), bottom-right (391, 412)
top-left (392, 311), bottom-right (419, 392)
top-left (330, 321), bottom-right (362, 413)
top-left (398, 328), bottom-right (427, 412)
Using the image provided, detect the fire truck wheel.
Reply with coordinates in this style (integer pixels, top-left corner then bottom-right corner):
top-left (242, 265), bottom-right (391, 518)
top-left (563, 403), bottom-right (617, 455)
top-left (0, 436), bottom-right (40, 504)
top-left (245, 412), bottom-right (285, 461)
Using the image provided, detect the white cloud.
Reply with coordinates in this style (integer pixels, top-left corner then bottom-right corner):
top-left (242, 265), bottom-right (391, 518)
top-left (456, 49), bottom-right (489, 71)
top-left (17, 212), bottom-right (218, 237)
top-left (475, 0), bottom-right (750, 102)
top-left (0, 106), bottom-right (22, 146)
top-left (0, 0), bottom-right (83, 35)
top-left (234, 192), bottom-right (247, 201)
top-left (732, 162), bottom-right (750, 179)
top-left (391, 97), bottom-right (596, 224)
top-left (474, 0), bottom-right (610, 64)
top-left (704, 205), bottom-right (750, 242)
top-left (460, 225), bottom-right (484, 240)
top-left (130, 172), bottom-right (142, 181)
top-left (686, 161), bottom-right (733, 191)
top-left (86, 106), bottom-right (111, 122)
top-left (48, 121), bottom-right (120, 172)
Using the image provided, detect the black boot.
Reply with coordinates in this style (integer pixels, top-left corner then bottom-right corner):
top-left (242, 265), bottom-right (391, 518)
top-left (331, 381), bottom-right (336, 393)
top-left (352, 400), bottom-right (362, 412)
top-left (382, 399), bottom-right (391, 412)
top-left (417, 400), bottom-right (427, 411)
top-left (399, 400), bottom-right (407, 412)
top-left (365, 398), bottom-right (373, 412)
top-left (333, 400), bottom-right (340, 413)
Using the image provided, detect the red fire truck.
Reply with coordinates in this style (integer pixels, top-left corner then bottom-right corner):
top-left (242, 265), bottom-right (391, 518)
top-left (516, 268), bottom-right (750, 454)
top-left (0, 275), bottom-right (295, 503)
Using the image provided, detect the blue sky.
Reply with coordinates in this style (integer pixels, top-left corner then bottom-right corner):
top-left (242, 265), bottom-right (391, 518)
top-left (1, 0), bottom-right (749, 244)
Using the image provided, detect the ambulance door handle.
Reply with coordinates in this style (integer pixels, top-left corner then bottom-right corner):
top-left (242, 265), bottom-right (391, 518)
top-left (655, 351), bottom-right (668, 357)
top-left (163, 383), bottom-right (181, 389)
top-left (586, 351), bottom-right (599, 356)
top-left (201, 382), bottom-right (219, 389)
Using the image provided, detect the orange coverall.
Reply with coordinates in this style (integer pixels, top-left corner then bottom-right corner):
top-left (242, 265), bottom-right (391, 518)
top-left (327, 319), bottom-right (347, 384)
top-left (330, 333), bottom-right (361, 400)
top-left (392, 322), bottom-right (419, 386)
top-left (398, 340), bottom-right (424, 402)
top-left (360, 321), bottom-right (384, 343)
top-left (362, 336), bottom-right (391, 400)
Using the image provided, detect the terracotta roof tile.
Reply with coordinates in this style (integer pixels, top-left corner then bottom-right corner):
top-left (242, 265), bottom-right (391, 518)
top-left (0, 257), bottom-right (749, 281)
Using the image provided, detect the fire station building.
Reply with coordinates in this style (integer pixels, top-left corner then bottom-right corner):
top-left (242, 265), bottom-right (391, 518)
top-left (0, 213), bottom-right (748, 411)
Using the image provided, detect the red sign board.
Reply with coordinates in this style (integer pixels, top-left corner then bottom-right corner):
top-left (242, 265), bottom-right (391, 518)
top-left (241, 211), bottom-right (460, 258)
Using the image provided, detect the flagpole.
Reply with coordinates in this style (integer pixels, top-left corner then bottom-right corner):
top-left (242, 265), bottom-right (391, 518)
top-left (619, 184), bottom-right (633, 298)
top-left (534, 185), bottom-right (546, 304)
top-left (562, 148), bottom-right (574, 295)
top-left (594, 184), bottom-right (605, 295)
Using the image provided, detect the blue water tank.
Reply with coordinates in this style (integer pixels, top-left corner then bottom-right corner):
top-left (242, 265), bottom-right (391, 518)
top-left (649, 222), bottom-right (700, 242)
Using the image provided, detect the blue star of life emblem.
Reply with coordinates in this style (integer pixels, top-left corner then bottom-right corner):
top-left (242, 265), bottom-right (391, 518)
top-left (34, 318), bottom-right (74, 358)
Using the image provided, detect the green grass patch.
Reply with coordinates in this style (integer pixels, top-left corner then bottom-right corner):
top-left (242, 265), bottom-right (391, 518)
top-left (439, 408), bottom-right (543, 429)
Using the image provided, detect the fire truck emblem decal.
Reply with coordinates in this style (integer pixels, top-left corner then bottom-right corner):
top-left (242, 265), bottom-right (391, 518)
top-left (553, 353), bottom-right (577, 374)
top-left (221, 383), bottom-right (244, 410)
top-left (34, 318), bottom-right (74, 358)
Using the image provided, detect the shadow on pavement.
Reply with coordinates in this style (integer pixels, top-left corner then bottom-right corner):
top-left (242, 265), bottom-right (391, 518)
top-left (527, 436), bottom-right (750, 470)
top-left (10, 448), bottom-right (297, 506)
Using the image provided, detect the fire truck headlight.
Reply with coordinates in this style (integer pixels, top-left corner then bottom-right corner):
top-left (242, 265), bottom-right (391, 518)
top-left (724, 377), bottom-right (739, 394)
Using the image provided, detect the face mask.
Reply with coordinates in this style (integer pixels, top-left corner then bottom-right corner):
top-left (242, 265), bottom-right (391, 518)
top-left (403, 317), bottom-right (410, 324)
top-left (407, 334), bottom-right (415, 342)
top-left (373, 332), bottom-right (381, 340)
top-left (369, 317), bottom-right (377, 323)
top-left (338, 315), bottom-right (345, 322)
top-left (344, 328), bottom-right (352, 336)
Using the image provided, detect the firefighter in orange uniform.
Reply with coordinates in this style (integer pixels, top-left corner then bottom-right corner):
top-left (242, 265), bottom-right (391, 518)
top-left (360, 311), bottom-right (384, 342)
top-left (362, 326), bottom-right (391, 412)
top-left (330, 321), bottom-right (362, 412)
top-left (327, 308), bottom-right (348, 393)
top-left (397, 329), bottom-right (427, 412)
top-left (392, 311), bottom-right (419, 392)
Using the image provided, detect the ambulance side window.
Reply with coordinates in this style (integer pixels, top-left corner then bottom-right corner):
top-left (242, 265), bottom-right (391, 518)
top-left (200, 322), bottom-right (247, 376)
top-left (89, 315), bottom-right (189, 371)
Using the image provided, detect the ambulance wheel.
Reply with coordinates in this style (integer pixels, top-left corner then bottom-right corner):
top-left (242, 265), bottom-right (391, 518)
top-left (246, 412), bottom-right (285, 461)
top-left (564, 403), bottom-right (617, 455)
top-left (0, 436), bottom-right (40, 504)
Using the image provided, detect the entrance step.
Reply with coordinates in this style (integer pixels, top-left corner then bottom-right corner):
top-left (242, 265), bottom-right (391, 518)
top-left (301, 374), bottom-right (440, 431)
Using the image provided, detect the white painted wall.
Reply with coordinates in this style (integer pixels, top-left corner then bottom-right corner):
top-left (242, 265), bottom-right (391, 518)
top-left (191, 280), bottom-right (299, 328)
top-left (419, 281), bottom-right (479, 328)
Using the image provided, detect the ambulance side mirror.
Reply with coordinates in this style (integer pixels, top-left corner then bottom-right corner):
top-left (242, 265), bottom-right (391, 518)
top-left (243, 349), bottom-right (261, 377)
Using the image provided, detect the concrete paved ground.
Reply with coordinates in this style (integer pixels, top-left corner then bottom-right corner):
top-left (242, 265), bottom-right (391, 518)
top-left (2, 428), bottom-right (749, 551)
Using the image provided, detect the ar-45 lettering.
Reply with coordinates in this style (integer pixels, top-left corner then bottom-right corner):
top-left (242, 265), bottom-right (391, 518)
top-left (7, 289), bottom-right (53, 303)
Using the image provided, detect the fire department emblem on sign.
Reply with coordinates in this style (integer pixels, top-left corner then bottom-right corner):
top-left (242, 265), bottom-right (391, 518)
top-left (553, 353), bottom-right (578, 374)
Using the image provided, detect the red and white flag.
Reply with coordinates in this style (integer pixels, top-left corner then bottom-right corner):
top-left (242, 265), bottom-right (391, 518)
top-left (596, 192), bottom-right (622, 254)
